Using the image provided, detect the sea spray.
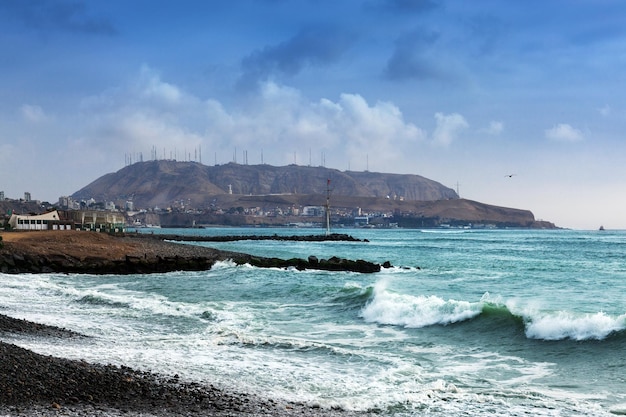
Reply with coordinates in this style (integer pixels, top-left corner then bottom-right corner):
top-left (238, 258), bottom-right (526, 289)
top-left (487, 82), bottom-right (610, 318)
top-left (525, 311), bottom-right (626, 341)
top-left (360, 277), bottom-right (482, 327)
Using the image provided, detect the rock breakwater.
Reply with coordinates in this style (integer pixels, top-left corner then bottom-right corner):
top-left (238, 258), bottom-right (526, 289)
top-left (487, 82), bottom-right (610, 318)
top-left (0, 231), bottom-right (388, 274)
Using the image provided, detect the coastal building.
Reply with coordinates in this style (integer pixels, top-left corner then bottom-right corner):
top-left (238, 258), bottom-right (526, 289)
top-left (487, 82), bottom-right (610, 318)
top-left (302, 206), bottom-right (324, 216)
top-left (0, 191), bottom-right (4, 201)
top-left (58, 196), bottom-right (77, 209)
top-left (8, 210), bottom-right (71, 230)
top-left (354, 216), bottom-right (369, 227)
top-left (8, 210), bottom-right (125, 232)
top-left (24, 192), bottom-right (31, 202)
top-left (65, 210), bottom-right (126, 232)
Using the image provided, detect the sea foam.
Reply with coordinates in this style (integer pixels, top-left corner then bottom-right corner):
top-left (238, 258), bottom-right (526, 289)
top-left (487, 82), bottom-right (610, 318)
top-left (524, 311), bottom-right (626, 341)
top-left (361, 279), bottom-right (626, 341)
top-left (360, 279), bottom-right (482, 327)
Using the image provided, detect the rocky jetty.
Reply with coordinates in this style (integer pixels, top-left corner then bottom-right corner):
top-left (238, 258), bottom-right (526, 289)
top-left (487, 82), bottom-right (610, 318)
top-left (0, 231), bottom-right (388, 275)
top-left (245, 255), bottom-right (383, 273)
top-left (134, 232), bottom-right (369, 243)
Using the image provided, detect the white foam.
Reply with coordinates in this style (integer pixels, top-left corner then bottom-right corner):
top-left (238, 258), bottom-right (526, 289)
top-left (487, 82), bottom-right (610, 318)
top-left (360, 279), bottom-right (482, 328)
top-left (525, 311), bottom-right (626, 341)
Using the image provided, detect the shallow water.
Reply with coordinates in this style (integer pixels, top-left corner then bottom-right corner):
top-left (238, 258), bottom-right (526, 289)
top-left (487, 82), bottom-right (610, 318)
top-left (2, 228), bottom-right (625, 416)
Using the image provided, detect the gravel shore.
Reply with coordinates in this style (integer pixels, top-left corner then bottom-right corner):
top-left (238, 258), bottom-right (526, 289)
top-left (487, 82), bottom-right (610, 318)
top-left (0, 314), bottom-right (371, 417)
top-left (0, 231), bottom-right (375, 416)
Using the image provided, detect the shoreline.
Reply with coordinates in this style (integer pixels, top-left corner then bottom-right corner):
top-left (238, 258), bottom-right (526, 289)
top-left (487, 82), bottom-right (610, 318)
top-left (0, 230), bottom-right (381, 416)
top-left (0, 230), bottom-right (387, 274)
top-left (0, 314), bottom-right (368, 416)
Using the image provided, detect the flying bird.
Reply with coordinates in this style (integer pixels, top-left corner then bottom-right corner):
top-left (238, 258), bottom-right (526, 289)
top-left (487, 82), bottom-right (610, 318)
top-left (504, 174), bottom-right (516, 178)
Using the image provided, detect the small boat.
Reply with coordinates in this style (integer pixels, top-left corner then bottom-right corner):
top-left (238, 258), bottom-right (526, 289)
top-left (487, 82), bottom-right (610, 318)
top-left (599, 225), bottom-right (605, 231)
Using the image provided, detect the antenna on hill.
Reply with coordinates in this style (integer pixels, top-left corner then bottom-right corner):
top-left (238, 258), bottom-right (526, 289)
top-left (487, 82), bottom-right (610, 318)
top-left (455, 181), bottom-right (461, 197)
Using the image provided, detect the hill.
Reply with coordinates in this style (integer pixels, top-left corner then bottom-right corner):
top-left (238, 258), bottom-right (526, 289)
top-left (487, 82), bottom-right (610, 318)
top-left (72, 160), bottom-right (458, 208)
top-left (68, 161), bottom-right (555, 228)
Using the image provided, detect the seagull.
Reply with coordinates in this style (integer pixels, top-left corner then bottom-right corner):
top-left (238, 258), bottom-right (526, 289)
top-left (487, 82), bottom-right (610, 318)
top-left (504, 174), bottom-right (516, 178)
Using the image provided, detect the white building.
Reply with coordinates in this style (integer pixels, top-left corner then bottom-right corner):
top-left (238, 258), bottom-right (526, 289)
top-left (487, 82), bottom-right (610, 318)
top-left (8, 210), bottom-right (69, 230)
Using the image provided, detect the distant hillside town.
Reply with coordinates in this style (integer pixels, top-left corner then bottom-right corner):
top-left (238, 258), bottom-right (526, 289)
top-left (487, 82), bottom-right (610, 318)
top-left (0, 162), bottom-right (557, 230)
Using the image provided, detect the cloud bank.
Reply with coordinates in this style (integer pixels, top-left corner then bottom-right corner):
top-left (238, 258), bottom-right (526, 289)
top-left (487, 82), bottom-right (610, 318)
top-left (68, 69), bottom-right (433, 173)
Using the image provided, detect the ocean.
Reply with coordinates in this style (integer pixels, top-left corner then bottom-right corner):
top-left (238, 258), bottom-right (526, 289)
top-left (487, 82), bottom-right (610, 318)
top-left (1, 227), bottom-right (625, 416)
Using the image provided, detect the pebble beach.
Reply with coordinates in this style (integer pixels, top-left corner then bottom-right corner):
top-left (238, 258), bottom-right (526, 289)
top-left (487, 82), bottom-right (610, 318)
top-left (0, 232), bottom-right (370, 416)
top-left (0, 308), bottom-right (368, 417)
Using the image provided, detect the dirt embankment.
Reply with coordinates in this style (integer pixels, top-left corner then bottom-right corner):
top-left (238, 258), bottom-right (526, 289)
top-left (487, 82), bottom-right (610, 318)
top-left (0, 231), bottom-right (229, 274)
top-left (0, 230), bottom-right (385, 274)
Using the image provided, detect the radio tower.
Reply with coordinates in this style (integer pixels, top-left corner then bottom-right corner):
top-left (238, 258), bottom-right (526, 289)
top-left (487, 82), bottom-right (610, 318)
top-left (325, 178), bottom-right (331, 236)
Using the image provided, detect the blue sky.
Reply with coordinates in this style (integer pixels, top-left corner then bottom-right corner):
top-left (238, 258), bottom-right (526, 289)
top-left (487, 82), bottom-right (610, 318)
top-left (1, 0), bottom-right (625, 229)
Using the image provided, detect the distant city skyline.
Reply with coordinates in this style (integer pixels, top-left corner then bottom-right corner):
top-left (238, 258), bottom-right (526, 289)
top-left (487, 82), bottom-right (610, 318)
top-left (1, 1), bottom-right (625, 229)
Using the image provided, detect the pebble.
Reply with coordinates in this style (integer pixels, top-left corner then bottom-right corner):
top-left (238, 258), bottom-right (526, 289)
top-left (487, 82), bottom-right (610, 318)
top-left (0, 315), bottom-right (372, 417)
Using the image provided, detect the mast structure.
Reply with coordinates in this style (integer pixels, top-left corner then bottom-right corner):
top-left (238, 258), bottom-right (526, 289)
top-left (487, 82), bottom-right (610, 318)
top-left (325, 178), bottom-right (331, 236)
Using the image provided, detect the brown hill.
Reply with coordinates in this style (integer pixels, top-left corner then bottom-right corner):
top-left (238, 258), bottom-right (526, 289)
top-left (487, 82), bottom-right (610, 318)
top-left (158, 194), bottom-right (552, 228)
top-left (72, 160), bottom-right (458, 209)
top-left (68, 160), bottom-right (556, 228)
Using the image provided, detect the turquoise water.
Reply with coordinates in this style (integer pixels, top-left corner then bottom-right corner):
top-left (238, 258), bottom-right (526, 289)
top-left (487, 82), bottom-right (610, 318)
top-left (1, 228), bottom-right (625, 415)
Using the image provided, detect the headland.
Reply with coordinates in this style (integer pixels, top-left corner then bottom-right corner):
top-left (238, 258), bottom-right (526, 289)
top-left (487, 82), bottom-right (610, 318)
top-left (0, 230), bottom-right (386, 275)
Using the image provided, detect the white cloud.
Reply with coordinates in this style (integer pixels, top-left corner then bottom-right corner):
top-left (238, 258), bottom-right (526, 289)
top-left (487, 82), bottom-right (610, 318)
top-left (20, 104), bottom-right (50, 123)
top-left (200, 82), bottom-right (426, 168)
top-left (330, 93), bottom-right (426, 167)
top-left (432, 112), bottom-right (469, 146)
top-left (74, 76), bottom-right (428, 170)
top-left (480, 120), bottom-right (504, 135)
top-left (545, 123), bottom-right (584, 142)
top-left (137, 66), bottom-right (182, 105)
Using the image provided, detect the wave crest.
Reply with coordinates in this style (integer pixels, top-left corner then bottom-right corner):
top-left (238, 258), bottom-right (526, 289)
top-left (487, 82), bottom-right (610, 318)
top-left (360, 280), bottom-right (482, 328)
top-left (360, 280), bottom-right (626, 341)
top-left (525, 311), bottom-right (626, 341)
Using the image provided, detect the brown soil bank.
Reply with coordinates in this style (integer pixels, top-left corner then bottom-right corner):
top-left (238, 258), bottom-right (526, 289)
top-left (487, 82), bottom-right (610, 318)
top-left (0, 230), bottom-right (225, 275)
top-left (0, 230), bottom-right (385, 274)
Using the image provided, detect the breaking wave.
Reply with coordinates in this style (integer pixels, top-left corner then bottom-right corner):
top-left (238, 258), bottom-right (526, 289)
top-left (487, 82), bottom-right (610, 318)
top-left (360, 279), bottom-right (626, 341)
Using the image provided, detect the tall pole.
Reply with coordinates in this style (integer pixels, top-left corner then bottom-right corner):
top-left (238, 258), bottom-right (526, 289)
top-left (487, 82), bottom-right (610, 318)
top-left (325, 178), bottom-right (331, 236)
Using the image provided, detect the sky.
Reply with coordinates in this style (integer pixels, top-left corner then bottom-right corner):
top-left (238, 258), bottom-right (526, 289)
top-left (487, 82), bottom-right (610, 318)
top-left (1, 0), bottom-right (626, 229)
